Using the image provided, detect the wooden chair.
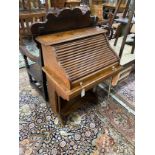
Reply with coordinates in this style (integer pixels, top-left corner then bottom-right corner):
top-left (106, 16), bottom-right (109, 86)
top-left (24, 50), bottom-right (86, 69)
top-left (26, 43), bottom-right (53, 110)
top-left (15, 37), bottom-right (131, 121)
top-left (19, 0), bottom-right (49, 43)
top-left (19, 9), bottom-right (60, 101)
top-left (19, 12), bottom-right (46, 43)
top-left (50, 0), bottom-right (66, 8)
top-left (19, 0), bottom-right (49, 11)
top-left (19, 45), bottom-right (48, 101)
top-left (19, 36), bottom-right (50, 101)
top-left (50, 0), bottom-right (81, 8)
top-left (65, 0), bottom-right (81, 7)
top-left (99, 0), bottom-right (131, 40)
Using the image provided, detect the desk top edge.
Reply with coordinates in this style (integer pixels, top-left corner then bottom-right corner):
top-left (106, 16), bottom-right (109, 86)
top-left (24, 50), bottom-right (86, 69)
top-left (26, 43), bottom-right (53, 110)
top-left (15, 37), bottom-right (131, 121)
top-left (36, 27), bottom-right (107, 46)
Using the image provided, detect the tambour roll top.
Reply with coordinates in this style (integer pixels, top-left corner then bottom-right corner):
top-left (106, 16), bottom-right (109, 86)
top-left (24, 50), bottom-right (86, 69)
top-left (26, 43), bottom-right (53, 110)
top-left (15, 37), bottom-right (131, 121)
top-left (36, 27), bottom-right (120, 91)
top-left (54, 33), bottom-right (119, 82)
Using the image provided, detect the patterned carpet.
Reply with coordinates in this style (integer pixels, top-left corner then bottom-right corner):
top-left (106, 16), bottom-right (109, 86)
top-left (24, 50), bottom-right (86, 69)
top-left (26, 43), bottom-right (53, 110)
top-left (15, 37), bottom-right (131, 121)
top-left (19, 68), bottom-right (134, 155)
top-left (112, 72), bottom-right (135, 110)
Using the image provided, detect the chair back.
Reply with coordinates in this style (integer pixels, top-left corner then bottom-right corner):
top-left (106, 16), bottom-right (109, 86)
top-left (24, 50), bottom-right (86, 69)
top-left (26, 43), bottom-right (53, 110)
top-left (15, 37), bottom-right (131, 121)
top-left (19, 0), bottom-right (49, 12)
top-left (19, 12), bottom-right (46, 37)
top-left (50, 0), bottom-right (66, 8)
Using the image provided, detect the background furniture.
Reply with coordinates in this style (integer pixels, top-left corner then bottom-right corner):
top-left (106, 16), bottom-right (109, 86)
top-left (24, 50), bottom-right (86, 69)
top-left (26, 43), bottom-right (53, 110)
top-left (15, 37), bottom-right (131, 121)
top-left (19, 44), bottom-right (48, 101)
top-left (19, 0), bottom-right (49, 43)
top-left (19, 11), bottom-right (46, 43)
top-left (103, 2), bottom-right (126, 19)
top-left (19, 0), bottom-right (84, 43)
top-left (50, 0), bottom-right (66, 8)
top-left (65, 0), bottom-right (81, 7)
top-left (113, 0), bottom-right (135, 57)
top-left (50, 0), bottom-right (81, 8)
top-left (19, 9), bottom-right (62, 101)
top-left (109, 0), bottom-right (135, 86)
top-left (19, 0), bottom-right (49, 11)
top-left (19, 42), bottom-right (49, 101)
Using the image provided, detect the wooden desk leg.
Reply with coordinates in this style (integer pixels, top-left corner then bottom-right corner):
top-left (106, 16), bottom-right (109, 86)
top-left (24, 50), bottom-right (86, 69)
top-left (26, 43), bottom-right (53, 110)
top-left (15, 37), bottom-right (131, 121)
top-left (50, 90), bottom-right (65, 125)
top-left (50, 89), bottom-right (65, 125)
top-left (57, 97), bottom-right (65, 126)
top-left (49, 88), bottom-right (58, 114)
top-left (47, 81), bottom-right (65, 125)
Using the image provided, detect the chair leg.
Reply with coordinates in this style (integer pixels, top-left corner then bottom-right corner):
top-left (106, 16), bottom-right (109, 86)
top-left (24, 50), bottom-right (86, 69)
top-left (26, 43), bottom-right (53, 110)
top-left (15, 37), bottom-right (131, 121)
top-left (114, 24), bottom-right (122, 46)
top-left (131, 37), bottom-right (135, 54)
top-left (131, 44), bottom-right (135, 54)
top-left (27, 73), bottom-right (33, 83)
top-left (27, 72), bottom-right (48, 102)
top-left (19, 35), bottom-right (24, 45)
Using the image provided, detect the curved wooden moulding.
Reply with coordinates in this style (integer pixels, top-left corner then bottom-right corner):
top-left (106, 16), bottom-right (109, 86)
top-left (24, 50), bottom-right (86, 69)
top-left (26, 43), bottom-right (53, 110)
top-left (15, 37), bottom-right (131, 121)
top-left (31, 8), bottom-right (98, 36)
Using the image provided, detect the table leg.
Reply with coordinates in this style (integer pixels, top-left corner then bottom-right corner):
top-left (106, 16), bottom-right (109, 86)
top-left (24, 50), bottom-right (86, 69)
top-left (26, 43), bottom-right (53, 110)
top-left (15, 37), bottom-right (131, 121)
top-left (107, 77), bottom-right (112, 99)
top-left (57, 97), bottom-right (65, 126)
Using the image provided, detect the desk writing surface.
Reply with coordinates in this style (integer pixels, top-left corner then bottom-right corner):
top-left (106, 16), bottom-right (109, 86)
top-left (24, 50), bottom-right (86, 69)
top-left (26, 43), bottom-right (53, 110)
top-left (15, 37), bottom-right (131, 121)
top-left (36, 27), bottom-right (107, 46)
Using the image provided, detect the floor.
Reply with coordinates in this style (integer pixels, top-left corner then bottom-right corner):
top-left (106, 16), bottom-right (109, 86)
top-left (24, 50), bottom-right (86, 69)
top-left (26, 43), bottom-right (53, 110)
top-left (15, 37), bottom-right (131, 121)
top-left (99, 70), bottom-right (135, 112)
top-left (109, 34), bottom-right (135, 65)
top-left (19, 68), bottom-right (135, 155)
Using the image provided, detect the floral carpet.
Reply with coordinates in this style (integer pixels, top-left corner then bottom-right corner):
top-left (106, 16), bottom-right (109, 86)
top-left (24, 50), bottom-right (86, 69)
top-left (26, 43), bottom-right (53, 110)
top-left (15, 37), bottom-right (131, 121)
top-left (19, 68), bottom-right (134, 155)
top-left (111, 72), bottom-right (135, 110)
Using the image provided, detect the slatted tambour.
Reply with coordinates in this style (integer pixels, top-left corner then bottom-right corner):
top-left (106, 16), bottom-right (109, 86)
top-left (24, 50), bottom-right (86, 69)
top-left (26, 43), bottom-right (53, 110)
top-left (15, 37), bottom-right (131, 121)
top-left (37, 26), bottom-right (121, 101)
top-left (54, 34), bottom-right (119, 82)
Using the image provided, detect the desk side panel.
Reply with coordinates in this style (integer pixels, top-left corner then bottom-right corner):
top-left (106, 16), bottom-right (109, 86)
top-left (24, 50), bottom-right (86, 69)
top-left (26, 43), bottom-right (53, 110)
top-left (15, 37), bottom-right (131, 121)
top-left (42, 45), bottom-right (71, 89)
